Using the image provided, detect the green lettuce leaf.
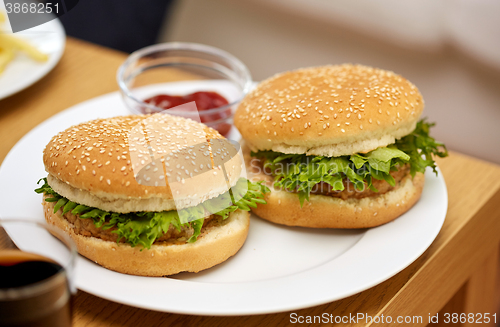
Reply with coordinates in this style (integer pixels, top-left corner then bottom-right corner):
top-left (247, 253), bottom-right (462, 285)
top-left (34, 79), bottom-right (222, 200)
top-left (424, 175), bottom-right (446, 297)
top-left (395, 119), bottom-right (448, 176)
top-left (35, 178), bottom-right (269, 249)
top-left (252, 119), bottom-right (447, 206)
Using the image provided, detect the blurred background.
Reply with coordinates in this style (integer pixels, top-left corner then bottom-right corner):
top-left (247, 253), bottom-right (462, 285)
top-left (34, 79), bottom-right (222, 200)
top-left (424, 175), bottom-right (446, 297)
top-left (61, 0), bottom-right (500, 164)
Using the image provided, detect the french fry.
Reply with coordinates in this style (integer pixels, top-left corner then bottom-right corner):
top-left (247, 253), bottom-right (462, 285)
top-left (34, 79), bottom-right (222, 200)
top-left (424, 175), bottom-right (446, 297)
top-left (0, 34), bottom-right (48, 62)
top-left (0, 11), bottom-right (49, 75)
top-left (0, 47), bottom-right (15, 73)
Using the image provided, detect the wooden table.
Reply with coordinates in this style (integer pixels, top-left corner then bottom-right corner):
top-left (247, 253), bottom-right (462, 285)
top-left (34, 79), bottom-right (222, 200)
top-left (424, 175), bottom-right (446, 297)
top-left (1, 38), bottom-right (499, 327)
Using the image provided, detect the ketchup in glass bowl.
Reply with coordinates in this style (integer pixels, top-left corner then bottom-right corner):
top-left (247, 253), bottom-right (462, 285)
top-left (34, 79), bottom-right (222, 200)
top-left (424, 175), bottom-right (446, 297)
top-left (145, 92), bottom-right (229, 111)
top-left (117, 43), bottom-right (252, 137)
top-left (144, 91), bottom-right (232, 136)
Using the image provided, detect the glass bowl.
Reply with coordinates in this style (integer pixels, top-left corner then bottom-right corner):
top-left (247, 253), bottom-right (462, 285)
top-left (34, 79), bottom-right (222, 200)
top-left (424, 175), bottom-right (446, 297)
top-left (117, 42), bottom-right (252, 136)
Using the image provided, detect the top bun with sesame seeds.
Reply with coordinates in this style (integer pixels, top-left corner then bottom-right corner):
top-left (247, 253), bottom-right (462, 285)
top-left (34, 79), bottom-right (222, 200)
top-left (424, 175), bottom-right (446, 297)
top-left (43, 114), bottom-right (244, 213)
top-left (234, 64), bottom-right (424, 157)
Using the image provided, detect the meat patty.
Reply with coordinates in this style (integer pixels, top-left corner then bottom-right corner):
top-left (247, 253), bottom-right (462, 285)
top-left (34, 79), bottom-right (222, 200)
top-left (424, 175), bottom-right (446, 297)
top-left (249, 157), bottom-right (410, 200)
top-left (310, 164), bottom-right (410, 199)
top-left (60, 208), bottom-right (222, 244)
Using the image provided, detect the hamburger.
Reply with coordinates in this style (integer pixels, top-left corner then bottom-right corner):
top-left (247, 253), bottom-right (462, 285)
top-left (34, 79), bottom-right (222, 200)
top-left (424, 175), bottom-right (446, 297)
top-left (35, 114), bottom-right (268, 276)
top-left (234, 64), bottom-right (447, 228)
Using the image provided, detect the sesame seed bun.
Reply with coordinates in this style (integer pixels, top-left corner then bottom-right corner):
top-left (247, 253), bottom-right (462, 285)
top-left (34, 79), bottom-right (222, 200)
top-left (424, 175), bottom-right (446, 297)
top-left (234, 64), bottom-right (424, 156)
top-left (44, 115), bottom-right (243, 213)
top-left (43, 199), bottom-right (250, 276)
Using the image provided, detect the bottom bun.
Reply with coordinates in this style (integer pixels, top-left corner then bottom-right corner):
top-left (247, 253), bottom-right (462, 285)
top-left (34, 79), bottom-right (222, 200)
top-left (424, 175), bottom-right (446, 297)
top-left (43, 201), bottom-right (250, 276)
top-left (251, 173), bottom-right (425, 228)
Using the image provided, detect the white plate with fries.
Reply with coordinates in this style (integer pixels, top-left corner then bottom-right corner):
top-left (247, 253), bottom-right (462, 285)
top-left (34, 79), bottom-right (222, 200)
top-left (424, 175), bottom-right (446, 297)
top-left (0, 11), bottom-right (65, 99)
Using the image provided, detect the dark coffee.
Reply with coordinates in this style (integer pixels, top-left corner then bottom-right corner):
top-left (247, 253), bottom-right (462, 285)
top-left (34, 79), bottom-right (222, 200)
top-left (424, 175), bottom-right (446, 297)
top-left (0, 255), bottom-right (62, 289)
top-left (0, 250), bottom-right (72, 327)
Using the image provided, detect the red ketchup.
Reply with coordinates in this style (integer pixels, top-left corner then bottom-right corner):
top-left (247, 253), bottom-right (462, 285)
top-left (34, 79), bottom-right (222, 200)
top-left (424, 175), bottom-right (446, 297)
top-left (144, 92), bottom-right (232, 136)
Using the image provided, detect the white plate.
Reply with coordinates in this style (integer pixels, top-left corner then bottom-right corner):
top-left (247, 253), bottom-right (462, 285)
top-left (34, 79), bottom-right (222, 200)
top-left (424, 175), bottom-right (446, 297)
top-left (0, 15), bottom-right (65, 99)
top-left (0, 86), bottom-right (448, 315)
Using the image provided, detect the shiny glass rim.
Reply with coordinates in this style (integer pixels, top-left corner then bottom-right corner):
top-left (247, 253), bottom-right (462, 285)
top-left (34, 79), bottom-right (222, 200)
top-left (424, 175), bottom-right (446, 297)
top-left (0, 218), bottom-right (77, 299)
top-left (117, 42), bottom-right (253, 116)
